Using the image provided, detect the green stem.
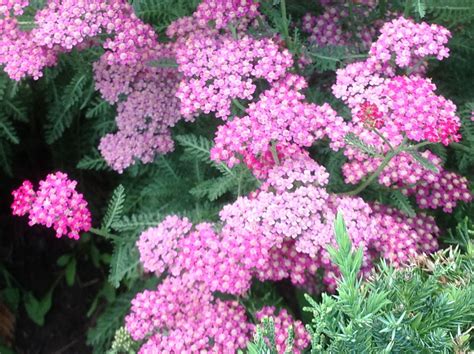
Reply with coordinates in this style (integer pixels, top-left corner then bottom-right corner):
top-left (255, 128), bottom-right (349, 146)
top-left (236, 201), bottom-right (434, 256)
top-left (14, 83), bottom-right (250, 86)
top-left (280, 0), bottom-right (291, 48)
top-left (347, 138), bottom-right (408, 196)
top-left (450, 142), bottom-right (471, 154)
top-left (89, 227), bottom-right (121, 241)
top-left (232, 99), bottom-right (246, 113)
top-left (373, 128), bottom-right (394, 151)
top-left (403, 141), bottom-right (432, 151)
top-left (270, 141), bottom-right (280, 166)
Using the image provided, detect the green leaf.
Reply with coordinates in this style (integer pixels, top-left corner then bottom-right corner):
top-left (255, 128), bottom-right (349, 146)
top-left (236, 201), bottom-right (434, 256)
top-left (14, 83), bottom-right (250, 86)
top-left (344, 133), bottom-right (381, 157)
top-left (56, 254), bottom-right (71, 267)
top-left (415, 0), bottom-right (427, 17)
top-left (77, 150), bottom-right (110, 171)
top-left (101, 185), bottom-right (126, 232)
top-left (24, 291), bottom-right (53, 326)
top-left (1, 287), bottom-right (20, 311)
top-left (65, 258), bottom-right (77, 287)
top-left (408, 150), bottom-right (439, 173)
top-left (0, 114), bottom-right (19, 144)
top-left (390, 190), bottom-right (416, 217)
top-left (108, 241), bottom-right (139, 288)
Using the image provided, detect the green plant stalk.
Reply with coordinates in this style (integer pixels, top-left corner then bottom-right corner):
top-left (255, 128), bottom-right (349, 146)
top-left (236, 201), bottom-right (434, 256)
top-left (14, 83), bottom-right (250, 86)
top-left (450, 142), bottom-right (471, 154)
top-left (232, 99), bottom-right (246, 113)
top-left (280, 0), bottom-right (291, 50)
top-left (347, 138), bottom-right (408, 195)
top-left (270, 140), bottom-right (280, 166)
top-left (89, 227), bottom-right (121, 241)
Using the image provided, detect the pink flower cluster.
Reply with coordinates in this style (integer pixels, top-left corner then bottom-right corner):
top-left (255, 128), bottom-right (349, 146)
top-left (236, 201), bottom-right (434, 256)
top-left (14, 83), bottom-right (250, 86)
top-left (194, 0), bottom-right (259, 29)
top-left (328, 16), bottom-right (471, 211)
top-left (255, 306), bottom-right (310, 353)
top-left (369, 16), bottom-right (451, 67)
top-left (125, 274), bottom-right (251, 353)
top-left (0, 0), bottom-right (158, 81)
top-left (406, 171), bottom-right (472, 213)
top-left (94, 48), bottom-right (184, 172)
top-left (211, 74), bottom-right (348, 177)
top-left (0, 0), bottom-right (27, 17)
top-left (302, 3), bottom-right (379, 49)
top-left (11, 172), bottom-right (91, 240)
top-left (176, 34), bottom-right (293, 119)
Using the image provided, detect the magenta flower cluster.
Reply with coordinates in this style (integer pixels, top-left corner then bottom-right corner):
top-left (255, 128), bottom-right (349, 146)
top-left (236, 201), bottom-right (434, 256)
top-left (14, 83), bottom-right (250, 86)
top-left (211, 74), bottom-right (347, 177)
top-left (11, 172), bottom-right (91, 240)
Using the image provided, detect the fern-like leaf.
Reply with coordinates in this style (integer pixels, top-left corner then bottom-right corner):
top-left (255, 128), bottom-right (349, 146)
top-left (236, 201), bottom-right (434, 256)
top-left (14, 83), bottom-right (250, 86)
top-left (45, 72), bottom-right (89, 144)
top-left (77, 150), bottom-right (110, 170)
top-left (0, 114), bottom-right (19, 144)
top-left (344, 133), bottom-right (381, 157)
top-left (390, 190), bottom-right (416, 217)
top-left (109, 240), bottom-right (140, 288)
top-left (408, 150), bottom-right (439, 173)
top-left (112, 213), bottom-right (163, 232)
top-left (425, 0), bottom-right (474, 24)
top-left (102, 185), bottom-right (126, 232)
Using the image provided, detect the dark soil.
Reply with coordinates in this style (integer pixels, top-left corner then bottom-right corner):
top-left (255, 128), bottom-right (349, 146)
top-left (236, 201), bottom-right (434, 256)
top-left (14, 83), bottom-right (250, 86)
top-left (0, 186), bottom-right (105, 354)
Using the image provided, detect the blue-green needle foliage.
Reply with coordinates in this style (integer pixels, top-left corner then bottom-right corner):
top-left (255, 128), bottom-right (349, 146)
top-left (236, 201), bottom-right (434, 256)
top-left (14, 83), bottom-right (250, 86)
top-left (304, 212), bottom-right (474, 354)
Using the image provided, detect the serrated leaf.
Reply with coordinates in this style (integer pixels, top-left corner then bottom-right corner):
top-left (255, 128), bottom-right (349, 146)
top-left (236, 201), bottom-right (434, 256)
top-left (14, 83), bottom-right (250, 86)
top-left (77, 150), bottom-right (110, 170)
top-left (390, 190), bottom-right (416, 217)
top-left (344, 133), bottom-right (381, 157)
top-left (102, 185), bottom-right (126, 232)
top-left (112, 213), bottom-right (163, 232)
top-left (0, 115), bottom-right (19, 144)
top-left (408, 150), bottom-right (439, 173)
top-left (108, 241), bottom-right (140, 288)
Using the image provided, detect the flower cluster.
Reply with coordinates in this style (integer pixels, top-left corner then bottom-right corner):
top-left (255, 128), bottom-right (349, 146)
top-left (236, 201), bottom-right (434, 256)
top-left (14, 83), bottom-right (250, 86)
top-left (329, 16), bottom-right (470, 211)
top-left (125, 275), bottom-right (251, 353)
top-left (302, 3), bottom-right (379, 49)
top-left (94, 49), bottom-right (184, 172)
top-left (176, 34), bottom-right (293, 119)
top-left (0, 0), bottom-right (158, 81)
top-left (211, 75), bottom-right (348, 176)
top-left (194, 0), bottom-right (259, 29)
top-left (255, 306), bottom-right (310, 353)
top-left (11, 172), bottom-right (91, 240)
top-left (369, 16), bottom-right (451, 67)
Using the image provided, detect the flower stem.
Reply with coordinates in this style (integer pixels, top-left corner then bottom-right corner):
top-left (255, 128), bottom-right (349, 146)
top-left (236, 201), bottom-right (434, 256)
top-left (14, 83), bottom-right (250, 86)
top-left (89, 227), bottom-right (121, 241)
top-left (232, 99), bottom-right (246, 113)
top-left (450, 142), bottom-right (471, 154)
top-left (346, 137), bottom-right (408, 195)
top-left (270, 141), bottom-right (280, 166)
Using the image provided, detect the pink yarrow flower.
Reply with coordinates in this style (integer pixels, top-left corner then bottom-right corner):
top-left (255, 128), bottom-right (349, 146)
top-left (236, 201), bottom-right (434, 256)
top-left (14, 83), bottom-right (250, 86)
top-left (11, 172), bottom-right (91, 240)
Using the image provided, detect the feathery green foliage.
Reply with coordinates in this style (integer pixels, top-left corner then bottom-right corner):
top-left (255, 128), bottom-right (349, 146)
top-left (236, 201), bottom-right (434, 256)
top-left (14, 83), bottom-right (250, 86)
top-left (304, 213), bottom-right (474, 353)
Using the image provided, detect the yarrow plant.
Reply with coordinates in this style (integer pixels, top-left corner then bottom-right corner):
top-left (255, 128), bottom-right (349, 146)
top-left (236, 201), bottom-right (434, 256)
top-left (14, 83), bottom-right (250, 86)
top-left (11, 172), bottom-right (91, 240)
top-left (1, 0), bottom-right (473, 353)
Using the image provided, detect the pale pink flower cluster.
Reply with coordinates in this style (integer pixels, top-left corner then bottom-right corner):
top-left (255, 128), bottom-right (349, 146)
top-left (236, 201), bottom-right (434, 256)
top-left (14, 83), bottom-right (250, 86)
top-left (302, 4), bottom-right (378, 49)
top-left (194, 0), bottom-right (259, 29)
top-left (94, 47), bottom-right (184, 172)
top-left (0, 0), bottom-right (27, 16)
top-left (343, 151), bottom-right (442, 187)
top-left (125, 275), bottom-right (251, 353)
top-left (11, 172), bottom-right (91, 240)
top-left (369, 16), bottom-right (451, 67)
top-left (211, 74), bottom-right (348, 176)
top-left (255, 306), bottom-right (310, 353)
top-left (137, 215), bottom-right (192, 274)
top-left (0, 17), bottom-right (58, 80)
top-left (0, 0), bottom-right (158, 81)
top-left (176, 34), bottom-right (293, 119)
